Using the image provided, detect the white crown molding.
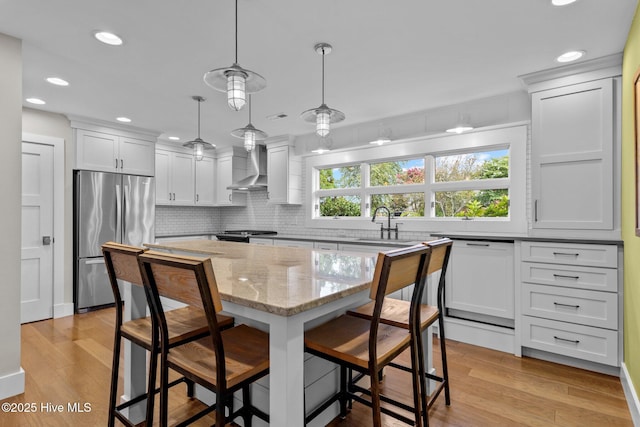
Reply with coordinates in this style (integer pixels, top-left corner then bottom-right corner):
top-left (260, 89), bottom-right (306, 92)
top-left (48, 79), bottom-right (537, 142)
top-left (67, 114), bottom-right (162, 138)
top-left (519, 53), bottom-right (622, 93)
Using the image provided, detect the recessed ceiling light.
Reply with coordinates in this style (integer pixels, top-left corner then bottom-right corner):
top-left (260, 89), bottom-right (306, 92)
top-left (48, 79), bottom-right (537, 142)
top-left (551, 0), bottom-right (578, 5)
top-left (556, 50), bottom-right (585, 63)
top-left (46, 77), bottom-right (69, 86)
top-left (94, 31), bottom-right (123, 46)
top-left (116, 117), bottom-right (131, 123)
top-left (168, 136), bottom-right (180, 141)
top-left (26, 98), bottom-right (46, 105)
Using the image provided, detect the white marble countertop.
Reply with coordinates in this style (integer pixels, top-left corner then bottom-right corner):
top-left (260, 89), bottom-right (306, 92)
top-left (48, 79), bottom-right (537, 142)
top-left (145, 239), bottom-right (377, 316)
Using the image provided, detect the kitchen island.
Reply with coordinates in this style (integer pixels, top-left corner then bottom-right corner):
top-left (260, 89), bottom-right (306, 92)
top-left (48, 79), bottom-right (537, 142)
top-left (139, 239), bottom-right (381, 426)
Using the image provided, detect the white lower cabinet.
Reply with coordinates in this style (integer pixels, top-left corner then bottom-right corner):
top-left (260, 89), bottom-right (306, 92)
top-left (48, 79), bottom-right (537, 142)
top-left (520, 241), bottom-right (620, 367)
top-left (445, 240), bottom-right (515, 323)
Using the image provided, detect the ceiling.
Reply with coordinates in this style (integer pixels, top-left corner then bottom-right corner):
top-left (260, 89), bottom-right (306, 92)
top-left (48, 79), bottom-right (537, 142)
top-left (0, 0), bottom-right (637, 150)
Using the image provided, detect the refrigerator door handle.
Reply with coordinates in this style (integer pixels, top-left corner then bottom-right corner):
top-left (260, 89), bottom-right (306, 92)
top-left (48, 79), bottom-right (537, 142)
top-left (115, 183), bottom-right (122, 243)
top-left (123, 184), bottom-right (129, 239)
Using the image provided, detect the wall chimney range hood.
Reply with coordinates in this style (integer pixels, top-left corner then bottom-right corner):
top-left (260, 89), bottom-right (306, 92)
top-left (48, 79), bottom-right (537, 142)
top-left (227, 144), bottom-right (268, 191)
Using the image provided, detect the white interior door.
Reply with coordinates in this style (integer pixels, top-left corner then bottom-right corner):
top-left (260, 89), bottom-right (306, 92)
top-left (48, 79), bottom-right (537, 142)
top-left (21, 142), bottom-right (54, 323)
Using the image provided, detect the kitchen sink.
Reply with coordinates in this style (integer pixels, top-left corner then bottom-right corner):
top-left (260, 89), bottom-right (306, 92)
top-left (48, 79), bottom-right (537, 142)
top-left (355, 238), bottom-right (420, 244)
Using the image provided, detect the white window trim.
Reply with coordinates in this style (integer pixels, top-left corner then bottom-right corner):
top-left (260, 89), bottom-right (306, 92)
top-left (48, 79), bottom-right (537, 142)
top-left (305, 122), bottom-right (528, 234)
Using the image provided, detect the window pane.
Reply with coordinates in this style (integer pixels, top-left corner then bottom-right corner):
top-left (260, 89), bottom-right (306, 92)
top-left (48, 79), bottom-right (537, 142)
top-left (435, 149), bottom-right (509, 183)
top-left (370, 159), bottom-right (424, 186)
top-left (371, 193), bottom-right (424, 218)
top-left (319, 196), bottom-right (361, 217)
top-left (435, 190), bottom-right (509, 217)
top-left (319, 165), bottom-right (361, 189)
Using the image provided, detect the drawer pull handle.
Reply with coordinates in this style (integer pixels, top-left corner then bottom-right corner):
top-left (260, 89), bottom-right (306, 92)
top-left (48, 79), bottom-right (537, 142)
top-left (553, 302), bottom-right (580, 309)
top-left (554, 336), bottom-right (580, 344)
top-left (466, 243), bottom-right (490, 247)
top-left (553, 274), bottom-right (580, 280)
top-left (552, 252), bottom-right (579, 257)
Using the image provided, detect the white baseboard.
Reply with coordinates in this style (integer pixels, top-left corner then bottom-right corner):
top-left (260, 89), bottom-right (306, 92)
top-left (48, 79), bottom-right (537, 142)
top-left (621, 362), bottom-right (640, 427)
top-left (0, 367), bottom-right (25, 400)
top-left (53, 303), bottom-right (74, 318)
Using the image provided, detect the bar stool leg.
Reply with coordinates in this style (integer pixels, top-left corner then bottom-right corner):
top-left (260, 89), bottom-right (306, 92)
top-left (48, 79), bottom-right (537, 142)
top-left (108, 327), bottom-right (121, 427)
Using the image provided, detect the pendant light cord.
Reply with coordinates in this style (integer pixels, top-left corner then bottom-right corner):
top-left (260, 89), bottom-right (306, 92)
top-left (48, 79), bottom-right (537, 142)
top-left (235, 0), bottom-right (239, 63)
top-left (197, 98), bottom-right (201, 138)
top-left (321, 48), bottom-right (325, 105)
top-left (248, 94), bottom-right (252, 124)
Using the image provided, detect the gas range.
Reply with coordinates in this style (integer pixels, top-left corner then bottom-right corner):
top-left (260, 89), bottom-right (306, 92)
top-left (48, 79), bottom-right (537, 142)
top-left (214, 230), bottom-right (277, 243)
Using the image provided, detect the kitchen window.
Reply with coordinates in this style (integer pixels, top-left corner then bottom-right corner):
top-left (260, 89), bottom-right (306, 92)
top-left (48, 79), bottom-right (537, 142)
top-left (306, 124), bottom-right (528, 233)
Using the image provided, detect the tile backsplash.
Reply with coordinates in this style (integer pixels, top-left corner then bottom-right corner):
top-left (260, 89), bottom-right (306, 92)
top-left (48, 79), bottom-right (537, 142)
top-left (155, 191), bottom-right (433, 241)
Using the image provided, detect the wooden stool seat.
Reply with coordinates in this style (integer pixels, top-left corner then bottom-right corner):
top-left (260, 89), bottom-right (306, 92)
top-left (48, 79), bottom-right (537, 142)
top-left (168, 324), bottom-right (269, 390)
top-left (120, 306), bottom-right (232, 348)
top-left (347, 299), bottom-right (439, 331)
top-left (305, 314), bottom-right (410, 370)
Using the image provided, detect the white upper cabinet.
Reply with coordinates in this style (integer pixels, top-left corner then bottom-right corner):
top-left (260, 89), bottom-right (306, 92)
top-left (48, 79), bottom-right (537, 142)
top-left (531, 78), bottom-right (614, 230)
top-left (195, 155), bottom-right (215, 206)
top-left (215, 146), bottom-right (247, 206)
top-left (266, 136), bottom-right (301, 205)
top-left (74, 125), bottom-right (155, 176)
top-left (521, 55), bottom-right (622, 237)
top-left (155, 147), bottom-right (195, 205)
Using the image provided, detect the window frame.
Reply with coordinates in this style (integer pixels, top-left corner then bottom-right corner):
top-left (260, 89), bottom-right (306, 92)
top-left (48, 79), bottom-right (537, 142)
top-left (305, 123), bottom-right (528, 234)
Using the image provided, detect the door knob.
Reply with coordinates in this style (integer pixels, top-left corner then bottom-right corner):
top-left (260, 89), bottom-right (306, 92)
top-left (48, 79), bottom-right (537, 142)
top-left (42, 236), bottom-right (52, 245)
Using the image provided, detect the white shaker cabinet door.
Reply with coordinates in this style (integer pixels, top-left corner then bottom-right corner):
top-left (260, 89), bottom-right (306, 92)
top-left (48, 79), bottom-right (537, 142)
top-left (195, 156), bottom-right (215, 206)
top-left (531, 79), bottom-right (614, 230)
top-left (445, 240), bottom-right (515, 319)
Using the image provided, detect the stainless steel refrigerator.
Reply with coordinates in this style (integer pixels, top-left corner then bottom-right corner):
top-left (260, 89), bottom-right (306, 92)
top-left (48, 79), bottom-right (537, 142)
top-left (73, 170), bottom-right (155, 312)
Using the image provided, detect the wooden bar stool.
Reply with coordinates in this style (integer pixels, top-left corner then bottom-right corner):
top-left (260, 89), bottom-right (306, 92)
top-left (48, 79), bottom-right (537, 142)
top-left (102, 242), bottom-right (233, 427)
top-left (347, 238), bottom-right (453, 426)
top-left (304, 244), bottom-right (432, 427)
top-left (138, 250), bottom-right (270, 427)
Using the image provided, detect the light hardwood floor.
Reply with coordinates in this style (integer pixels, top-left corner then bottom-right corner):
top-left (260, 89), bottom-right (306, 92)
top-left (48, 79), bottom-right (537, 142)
top-left (0, 308), bottom-right (633, 426)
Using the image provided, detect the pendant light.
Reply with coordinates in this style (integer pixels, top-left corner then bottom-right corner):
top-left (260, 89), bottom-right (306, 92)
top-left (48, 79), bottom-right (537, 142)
top-left (301, 43), bottom-right (345, 137)
top-left (445, 113), bottom-right (474, 134)
top-left (203, 0), bottom-right (266, 111)
top-left (231, 95), bottom-right (267, 152)
top-left (183, 96), bottom-right (215, 160)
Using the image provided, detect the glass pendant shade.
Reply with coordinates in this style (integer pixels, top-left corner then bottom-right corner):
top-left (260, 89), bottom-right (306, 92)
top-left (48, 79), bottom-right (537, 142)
top-left (226, 68), bottom-right (247, 111)
top-left (301, 43), bottom-right (345, 137)
top-left (194, 141), bottom-right (205, 160)
top-left (244, 129), bottom-right (256, 151)
top-left (203, 0), bottom-right (266, 110)
top-left (316, 109), bottom-right (331, 137)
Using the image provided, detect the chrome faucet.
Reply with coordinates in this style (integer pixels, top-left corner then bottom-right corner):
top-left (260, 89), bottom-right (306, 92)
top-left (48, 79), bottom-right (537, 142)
top-left (371, 206), bottom-right (399, 239)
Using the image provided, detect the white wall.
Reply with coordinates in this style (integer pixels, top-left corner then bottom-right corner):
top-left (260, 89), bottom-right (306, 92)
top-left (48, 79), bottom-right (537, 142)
top-left (22, 109), bottom-right (73, 303)
top-left (0, 32), bottom-right (24, 399)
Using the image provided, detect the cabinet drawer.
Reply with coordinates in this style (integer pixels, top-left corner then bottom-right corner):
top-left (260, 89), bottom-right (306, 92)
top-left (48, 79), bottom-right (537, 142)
top-left (521, 262), bottom-right (617, 292)
top-left (522, 283), bottom-right (617, 329)
top-left (521, 241), bottom-right (617, 268)
top-left (522, 316), bottom-right (618, 366)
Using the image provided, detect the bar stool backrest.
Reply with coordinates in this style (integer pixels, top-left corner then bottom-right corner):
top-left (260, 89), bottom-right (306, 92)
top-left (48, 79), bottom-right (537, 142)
top-left (102, 241), bottom-right (146, 302)
top-left (369, 244), bottom-right (431, 302)
top-left (138, 251), bottom-right (229, 386)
